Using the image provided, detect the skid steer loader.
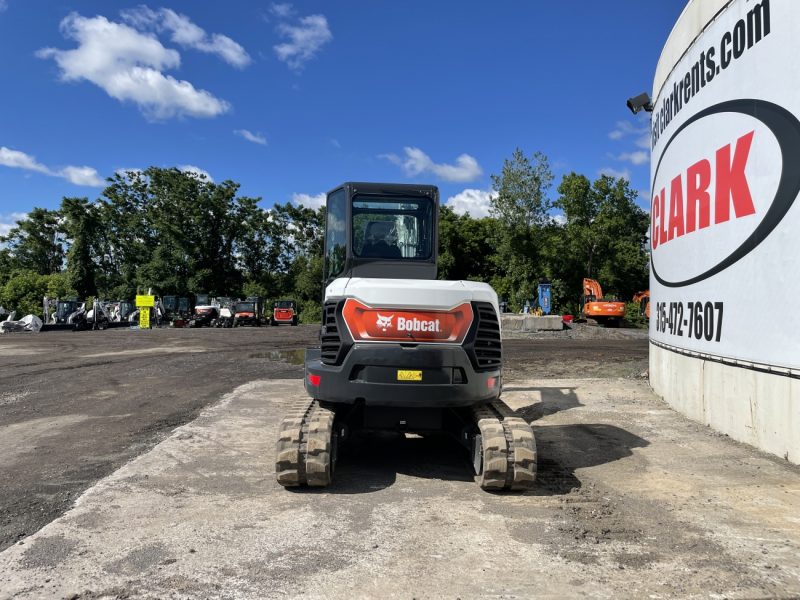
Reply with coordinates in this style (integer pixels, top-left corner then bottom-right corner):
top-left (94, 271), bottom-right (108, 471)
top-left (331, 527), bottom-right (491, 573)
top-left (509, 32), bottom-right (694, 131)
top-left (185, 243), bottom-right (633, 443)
top-left (275, 182), bottom-right (537, 491)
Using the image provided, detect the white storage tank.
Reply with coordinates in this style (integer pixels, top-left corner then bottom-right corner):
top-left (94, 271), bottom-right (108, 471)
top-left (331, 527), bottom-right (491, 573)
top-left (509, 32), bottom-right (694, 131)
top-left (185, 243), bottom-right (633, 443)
top-left (648, 0), bottom-right (800, 463)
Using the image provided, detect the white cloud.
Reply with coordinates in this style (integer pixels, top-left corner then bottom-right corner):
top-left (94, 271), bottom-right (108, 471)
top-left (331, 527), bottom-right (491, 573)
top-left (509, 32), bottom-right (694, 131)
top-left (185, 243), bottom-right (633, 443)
top-left (234, 129), bottom-right (267, 145)
top-left (381, 147), bottom-right (483, 183)
top-left (178, 164), bottom-right (213, 182)
top-left (0, 1), bottom-right (8, 13)
top-left (445, 188), bottom-right (496, 218)
top-left (0, 147), bottom-right (50, 174)
top-left (121, 6), bottom-right (251, 69)
top-left (599, 167), bottom-right (632, 181)
top-left (38, 13), bottom-right (230, 120)
top-left (330, 138), bottom-right (341, 149)
top-left (551, 213), bottom-right (567, 225)
top-left (0, 146), bottom-right (104, 187)
top-left (609, 120), bottom-right (646, 139)
top-left (291, 192), bottom-right (326, 210)
top-left (274, 14), bottom-right (332, 71)
top-left (609, 120), bottom-right (651, 150)
top-left (616, 151), bottom-right (649, 166)
top-left (0, 212), bottom-right (28, 237)
top-left (58, 165), bottom-right (104, 187)
top-left (270, 3), bottom-right (295, 18)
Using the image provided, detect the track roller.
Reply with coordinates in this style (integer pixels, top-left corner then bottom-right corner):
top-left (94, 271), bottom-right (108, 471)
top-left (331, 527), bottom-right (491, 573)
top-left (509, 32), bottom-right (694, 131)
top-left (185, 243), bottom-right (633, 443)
top-left (275, 399), bottom-right (336, 487)
top-left (472, 402), bottom-right (537, 491)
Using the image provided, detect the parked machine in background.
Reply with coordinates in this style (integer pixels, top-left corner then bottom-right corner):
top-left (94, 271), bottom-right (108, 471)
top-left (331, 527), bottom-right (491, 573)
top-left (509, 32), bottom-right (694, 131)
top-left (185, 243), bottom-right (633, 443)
top-left (215, 297), bottom-right (235, 327)
top-left (176, 297), bottom-right (191, 325)
top-left (115, 301), bottom-right (136, 323)
top-left (194, 293), bottom-right (210, 307)
top-left (190, 303), bottom-right (220, 327)
top-left (274, 182), bottom-right (536, 492)
top-left (161, 295), bottom-right (192, 326)
top-left (50, 299), bottom-right (84, 325)
top-left (161, 295), bottom-right (179, 320)
top-left (633, 291), bottom-right (650, 321)
top-left (537, 282), bottom-right (552, 315)
top-left (0, 311), bottom-right (42, 333)
top-left (233, 297), bottom-right (263, 327)
top-left (581, 278), bottom-right (626, 327)
top-left (82, 299), bottom-right (112, 330)
top-left (270, 299), bottom-right (297, 326)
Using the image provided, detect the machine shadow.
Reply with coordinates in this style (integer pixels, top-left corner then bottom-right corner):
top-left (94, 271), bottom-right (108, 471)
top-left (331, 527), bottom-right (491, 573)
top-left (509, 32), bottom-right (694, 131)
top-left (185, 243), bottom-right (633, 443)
top-left (323, 431), bottom-right (474, 494)
top-left (502, 385), bottom-right (584, 421)
top-left (318, 421), bottom-right (648, 497)
top-left (501, 387), bottom-right (649, 496)
top-left (530, 423), bottom-right (649, 496)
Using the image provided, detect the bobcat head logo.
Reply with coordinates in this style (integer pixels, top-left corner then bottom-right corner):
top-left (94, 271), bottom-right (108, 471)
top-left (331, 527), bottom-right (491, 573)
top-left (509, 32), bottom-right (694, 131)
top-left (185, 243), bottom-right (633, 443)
top-left (376, 313), bottom-right (394, 332)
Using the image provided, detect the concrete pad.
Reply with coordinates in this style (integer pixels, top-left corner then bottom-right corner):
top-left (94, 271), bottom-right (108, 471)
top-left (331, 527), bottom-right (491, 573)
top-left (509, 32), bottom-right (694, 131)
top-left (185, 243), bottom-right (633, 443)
top-left (1, 378), bottom-right (800, 599)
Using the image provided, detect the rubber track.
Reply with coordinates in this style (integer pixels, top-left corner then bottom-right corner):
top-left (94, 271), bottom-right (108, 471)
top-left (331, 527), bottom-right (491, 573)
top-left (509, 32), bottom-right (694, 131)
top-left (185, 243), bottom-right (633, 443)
top-left (473, 402), bottom-right (537, 491)
top-left (275, 398), bottom-right (335, 487)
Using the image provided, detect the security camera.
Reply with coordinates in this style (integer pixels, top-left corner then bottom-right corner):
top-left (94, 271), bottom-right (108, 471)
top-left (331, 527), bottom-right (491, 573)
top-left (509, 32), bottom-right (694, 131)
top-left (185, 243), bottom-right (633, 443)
top-left (626, 92), bottom-right (654, 114)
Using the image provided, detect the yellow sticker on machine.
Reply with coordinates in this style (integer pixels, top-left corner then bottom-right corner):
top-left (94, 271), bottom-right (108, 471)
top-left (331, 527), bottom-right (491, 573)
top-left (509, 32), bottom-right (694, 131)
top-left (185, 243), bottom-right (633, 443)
top-left (397, 370), bottom-right (422, 382)
top-left (139, 309), bottom-right (150, 329)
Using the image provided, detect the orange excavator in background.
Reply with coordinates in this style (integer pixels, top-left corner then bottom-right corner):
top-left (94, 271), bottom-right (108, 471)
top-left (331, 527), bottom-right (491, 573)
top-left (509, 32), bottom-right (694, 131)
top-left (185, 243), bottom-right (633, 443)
top-left (581, 278), bottom-right (626, 327)
top-left (633, 290), bottom-right (650, 320)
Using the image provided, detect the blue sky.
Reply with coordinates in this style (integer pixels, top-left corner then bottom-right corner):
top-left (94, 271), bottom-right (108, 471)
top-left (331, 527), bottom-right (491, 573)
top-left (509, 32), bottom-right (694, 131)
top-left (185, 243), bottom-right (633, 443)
top-left (0, 1), bottom-right (685, 233)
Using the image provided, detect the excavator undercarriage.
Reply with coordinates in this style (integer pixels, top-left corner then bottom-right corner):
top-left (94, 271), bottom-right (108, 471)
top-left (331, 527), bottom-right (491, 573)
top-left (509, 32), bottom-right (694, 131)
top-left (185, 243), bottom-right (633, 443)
top-left (275, 397), bottom-right (537, 491)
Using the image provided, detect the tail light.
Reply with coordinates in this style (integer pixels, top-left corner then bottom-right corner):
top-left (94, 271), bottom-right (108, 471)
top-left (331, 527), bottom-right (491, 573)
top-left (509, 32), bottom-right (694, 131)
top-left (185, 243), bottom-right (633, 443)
top-left (341, 299), bottom-right (473, 344)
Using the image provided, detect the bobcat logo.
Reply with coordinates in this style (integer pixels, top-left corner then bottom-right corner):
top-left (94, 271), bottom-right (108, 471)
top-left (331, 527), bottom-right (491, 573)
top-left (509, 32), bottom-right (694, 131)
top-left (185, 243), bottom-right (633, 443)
top-left (376, 313), bottom-right (394, 332)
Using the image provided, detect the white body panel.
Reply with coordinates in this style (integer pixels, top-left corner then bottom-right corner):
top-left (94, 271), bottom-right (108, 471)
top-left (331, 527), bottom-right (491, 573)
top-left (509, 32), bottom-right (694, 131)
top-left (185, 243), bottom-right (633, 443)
top-left (326, 277), bottom-right (500, 324)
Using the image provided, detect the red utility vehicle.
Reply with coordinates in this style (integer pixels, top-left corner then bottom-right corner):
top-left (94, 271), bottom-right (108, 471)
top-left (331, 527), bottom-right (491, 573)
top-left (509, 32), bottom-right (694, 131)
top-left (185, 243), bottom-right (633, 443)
top-left (271, 300), bottom-right (298, 326)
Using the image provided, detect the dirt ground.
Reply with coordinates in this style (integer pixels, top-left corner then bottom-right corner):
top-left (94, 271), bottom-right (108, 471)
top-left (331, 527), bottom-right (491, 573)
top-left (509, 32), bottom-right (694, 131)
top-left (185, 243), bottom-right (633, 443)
top-left (1, 326), bottom-right (799, 598)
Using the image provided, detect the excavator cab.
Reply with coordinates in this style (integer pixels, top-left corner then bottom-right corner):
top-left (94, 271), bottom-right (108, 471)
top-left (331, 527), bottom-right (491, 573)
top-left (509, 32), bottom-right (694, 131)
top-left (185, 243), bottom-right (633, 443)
top-left (324, 182), bottom-right (437, 284)
top-left (275, 182), bottom-right (537, 491)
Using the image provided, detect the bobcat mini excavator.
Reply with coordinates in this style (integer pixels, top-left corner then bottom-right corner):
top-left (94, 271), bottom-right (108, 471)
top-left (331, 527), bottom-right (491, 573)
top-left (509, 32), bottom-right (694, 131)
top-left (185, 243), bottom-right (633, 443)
top-left (275, 182), bottom-right (537, 491)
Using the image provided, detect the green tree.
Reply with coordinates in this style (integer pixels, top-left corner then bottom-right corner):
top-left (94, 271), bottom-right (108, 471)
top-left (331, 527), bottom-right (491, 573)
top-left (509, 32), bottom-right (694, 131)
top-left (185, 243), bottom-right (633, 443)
top-left (438, 206), bottom-right (496, 283)
top-left (554, 173), bottom-right (649, 301)
top-left (490, 148), bottom-right (553, 228)
top-left (97, 169), bottom-right (156, 298)
top-left (292, 253), bottom-right (324, 322)
top-left (488, 148), bottom-right (554, 308)
top-left (100, 167), bottom-right (254, 297)
top-left (236, 197), bottom-right (276, 291)
top-left (61, 197), bottom-right (99, 298)
top-left (1, 208), bottom-right (64, 275)
top-left (0, 271), bottom-right (75, 316)
top-left (0, 248), bottom-right (14, 286)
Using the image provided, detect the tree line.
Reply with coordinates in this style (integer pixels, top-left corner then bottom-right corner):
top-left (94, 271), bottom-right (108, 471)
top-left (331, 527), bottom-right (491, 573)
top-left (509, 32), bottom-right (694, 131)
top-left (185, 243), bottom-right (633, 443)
top-left (0, 149), bottom-right (650, 320)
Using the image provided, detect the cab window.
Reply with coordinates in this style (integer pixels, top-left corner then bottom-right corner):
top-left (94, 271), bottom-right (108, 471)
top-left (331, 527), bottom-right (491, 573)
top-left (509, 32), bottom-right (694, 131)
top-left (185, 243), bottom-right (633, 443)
top-left (325, 189), bottom-right (346, 280)
top-left (352, 196), bottom-right (432, 260)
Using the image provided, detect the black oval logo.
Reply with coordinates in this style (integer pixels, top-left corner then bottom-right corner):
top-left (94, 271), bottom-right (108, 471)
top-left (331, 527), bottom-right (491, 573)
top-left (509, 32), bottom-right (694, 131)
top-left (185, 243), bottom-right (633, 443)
top-left (651, 99), bottom-right (800, 288)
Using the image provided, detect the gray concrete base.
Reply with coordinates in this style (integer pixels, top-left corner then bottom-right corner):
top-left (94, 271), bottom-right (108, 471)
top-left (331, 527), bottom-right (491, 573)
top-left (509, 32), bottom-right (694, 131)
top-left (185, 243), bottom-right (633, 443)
top-left (650, 342), bottom-right (800, 464)
top-left (501, 315), bottom-right (563, 332)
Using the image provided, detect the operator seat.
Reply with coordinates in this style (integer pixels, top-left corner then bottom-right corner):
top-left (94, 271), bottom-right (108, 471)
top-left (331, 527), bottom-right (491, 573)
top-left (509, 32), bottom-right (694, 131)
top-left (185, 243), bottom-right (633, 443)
top-left (361, 221), bottom-right (401, 258)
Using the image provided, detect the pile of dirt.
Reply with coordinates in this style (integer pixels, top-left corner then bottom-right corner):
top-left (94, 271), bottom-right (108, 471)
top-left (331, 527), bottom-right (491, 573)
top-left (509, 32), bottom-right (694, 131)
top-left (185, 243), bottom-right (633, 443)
top-left (504, 322), bottom-right (649, 340)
